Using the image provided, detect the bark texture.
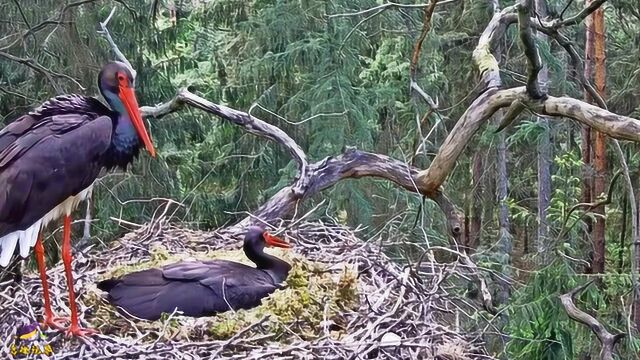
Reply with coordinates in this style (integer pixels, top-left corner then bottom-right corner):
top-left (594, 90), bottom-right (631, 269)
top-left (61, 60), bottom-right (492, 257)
top-left (591, 1), bottom-right (607, 275)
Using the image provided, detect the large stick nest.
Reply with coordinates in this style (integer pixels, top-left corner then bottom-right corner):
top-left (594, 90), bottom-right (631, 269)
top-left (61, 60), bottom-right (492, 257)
top-left (0, 218), bottom-right (491, 359)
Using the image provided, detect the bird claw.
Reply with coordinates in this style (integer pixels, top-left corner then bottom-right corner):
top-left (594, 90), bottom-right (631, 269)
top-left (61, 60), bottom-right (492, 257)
top-left (64, 325), bottom-right (97, 338)
top-left (41, 315), bottom-right (69, 331)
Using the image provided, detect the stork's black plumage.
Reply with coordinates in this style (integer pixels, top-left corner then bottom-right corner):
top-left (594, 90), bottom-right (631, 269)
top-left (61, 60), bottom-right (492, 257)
top-left (0, 62), bottom-right (156, 337)
top-left (97, 226), bottom-right (292, 321)
top-left (1, 97), bottom-right (119, 238)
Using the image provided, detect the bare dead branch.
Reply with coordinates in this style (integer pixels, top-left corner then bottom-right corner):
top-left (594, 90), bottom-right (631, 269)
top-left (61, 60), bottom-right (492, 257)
top-left (98, 8), bottom-right (137, 81)
top-left (560, 281), bottom-right (624, 360)
top-left (221, 147), bottom-right (463, 240)
top-left (414, 83), bottom-right (640, 194)
top-left (140, 88), bottom-right (310, 196)
top-left (328, 0), bottom-right (458, 18)
top-left (0, 50), bottom-right (84, 93)
top-left (554, 0), bottom-right (608, 28)
top-left (409, 0), bottom-right (439, 109)
top-left (517, 0), bottom-right (545, 99)
top-left (416, 87), bottom-right (523, 193)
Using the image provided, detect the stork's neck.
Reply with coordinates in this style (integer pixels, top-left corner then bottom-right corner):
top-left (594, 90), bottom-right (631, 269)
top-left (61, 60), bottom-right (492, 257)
top-left (102, 89), bottom-right (138, 142)
top-left (244, 244), bottom-right (291, 284)
top-left (101, 88), bottom-right (141, 168)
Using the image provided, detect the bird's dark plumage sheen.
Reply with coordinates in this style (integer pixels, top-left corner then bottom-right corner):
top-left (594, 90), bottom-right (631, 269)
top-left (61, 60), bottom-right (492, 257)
top-left (0, 94), bottom-right (140, 238)
top-left (97, 227), bottom-right (292, 321)
top-left (97, 260), bottom-right (284, 320)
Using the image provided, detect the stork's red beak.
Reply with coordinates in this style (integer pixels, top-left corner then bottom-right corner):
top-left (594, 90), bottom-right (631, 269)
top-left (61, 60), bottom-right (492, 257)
top-left (263, 232), bottom-right (291, 248)
top-left (118, 85), bottom-right (156, 158)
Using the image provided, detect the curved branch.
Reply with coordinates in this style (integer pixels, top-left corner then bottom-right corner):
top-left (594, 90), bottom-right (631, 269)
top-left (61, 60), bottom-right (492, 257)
top-left (560, 281), bottom-right (624, 360)
top-left (409, 0), bottom-right (439, 109)
top-left (140, 88), bottom-right (310, 196)
top-left (415, 86), bottom-right (640, 194)
top-left (221, 147), bottom-right (463, 240)
top-left (416, 87), bottom-right (524, 194)
top-left (517, 0), bottom-right (545, 99)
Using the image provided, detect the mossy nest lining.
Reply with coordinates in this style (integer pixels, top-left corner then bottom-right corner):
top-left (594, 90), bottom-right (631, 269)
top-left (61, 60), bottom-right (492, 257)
top-left (0, 219), bottom-right (491, 359)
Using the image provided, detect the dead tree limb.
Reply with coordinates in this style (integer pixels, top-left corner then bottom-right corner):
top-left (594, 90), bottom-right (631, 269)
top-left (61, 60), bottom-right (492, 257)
top-left (560, 281), bottom-right (625, 360)
top-left (219, 148), bottom-right (463, 238)
top-left (517, 0), bottom-right (545, 99)
top-left (409, 0), bottom-right (439, 109)
top-left (140, 88), bottom-right (310, 196)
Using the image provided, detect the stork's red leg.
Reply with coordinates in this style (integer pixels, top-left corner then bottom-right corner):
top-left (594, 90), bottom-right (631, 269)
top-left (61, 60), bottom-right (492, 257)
top-left (61, 215), bottom-right (96, 338)
top-left (34, 234), bottom-right (69, 330)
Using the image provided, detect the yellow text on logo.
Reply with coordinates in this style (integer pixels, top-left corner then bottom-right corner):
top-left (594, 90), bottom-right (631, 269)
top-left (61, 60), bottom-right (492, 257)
top-left (9, 344), bottom-right (54, 358)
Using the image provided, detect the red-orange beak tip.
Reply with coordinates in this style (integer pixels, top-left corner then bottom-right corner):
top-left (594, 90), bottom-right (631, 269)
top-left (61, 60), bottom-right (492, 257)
top-left (147, 146), bottom-right (157, 158)
top-left (263, 232), bottom-right (291, 249)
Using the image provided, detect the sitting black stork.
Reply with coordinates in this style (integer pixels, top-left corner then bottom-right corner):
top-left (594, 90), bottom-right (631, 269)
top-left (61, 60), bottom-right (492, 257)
top-left (0, 62), bottom-right (155, 337)
top-left (96, 226), bottom-right (292, 320)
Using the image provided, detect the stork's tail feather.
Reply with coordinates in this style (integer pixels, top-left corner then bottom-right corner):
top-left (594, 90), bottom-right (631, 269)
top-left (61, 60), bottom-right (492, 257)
top-left (0, 233), bottom-right (19, 267)
top-left (97, 278), bottom-right (121, 292)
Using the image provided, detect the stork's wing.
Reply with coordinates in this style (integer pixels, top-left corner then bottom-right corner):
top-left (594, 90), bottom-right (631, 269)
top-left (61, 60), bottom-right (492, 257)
top-left (165, 260), bottom-right (279, 309)
top-left (0, 94), bottom-right (108, 153)
top-left (97, 260), bottom-right (279, 321)
top-left (0, 115), bottom-right (112, 235)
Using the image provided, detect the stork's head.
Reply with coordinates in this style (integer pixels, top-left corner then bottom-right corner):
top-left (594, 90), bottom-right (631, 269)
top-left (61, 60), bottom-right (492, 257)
top-left (98, 61), bottom-right (155, 157)
top-left (244, 226), bottom-right (291, 252)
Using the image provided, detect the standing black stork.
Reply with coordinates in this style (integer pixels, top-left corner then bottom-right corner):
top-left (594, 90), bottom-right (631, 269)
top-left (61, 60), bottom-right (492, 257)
top-left (0, 62), bottom-right (155, 337)
top-left (96, 226), bottom-right (292, 320)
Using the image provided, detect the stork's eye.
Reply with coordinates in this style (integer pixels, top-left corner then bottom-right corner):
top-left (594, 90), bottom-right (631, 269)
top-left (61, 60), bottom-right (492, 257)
top-left (117, 73), bottom-right (127, 84)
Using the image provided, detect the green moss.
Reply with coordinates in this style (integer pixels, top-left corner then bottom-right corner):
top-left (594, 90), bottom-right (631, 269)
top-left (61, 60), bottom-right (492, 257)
top-left (205, 257), bottom-right (359, 341)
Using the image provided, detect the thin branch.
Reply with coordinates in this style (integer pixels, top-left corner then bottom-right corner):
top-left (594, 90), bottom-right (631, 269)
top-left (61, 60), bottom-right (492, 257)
top-left (0, 50), bottom-right (85, 93)
top-left (558, 171), bottom-right (621, 238)
top-left (139, 88), bottom-right (310, 196)
top-left (556, 0), bottom-right (608, 28)
top-left (98, 7), bottom-right (137, 80)
top-left (328, 0), bottom-right (458, 19)
top-left (409, 0), bottom-right (439, 109)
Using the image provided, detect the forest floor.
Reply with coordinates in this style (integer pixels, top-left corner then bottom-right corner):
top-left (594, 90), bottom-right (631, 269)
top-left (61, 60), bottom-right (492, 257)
top-left (0, 218), bottom-right (491, 359)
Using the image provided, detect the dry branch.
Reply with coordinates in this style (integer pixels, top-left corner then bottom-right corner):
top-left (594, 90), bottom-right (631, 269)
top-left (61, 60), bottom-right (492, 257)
top-left (409, 0), bottom-right (439, 109)
top-left (140, 87), bottom-right (310, 196)
top-left (560, 282), bottom-right (624, 360)
top-left (327, 0), bottom-right (458, 19)
top-left (517, 0), bottom-right (545, 99)
top-left (221, 147), bottom-right (463, 238)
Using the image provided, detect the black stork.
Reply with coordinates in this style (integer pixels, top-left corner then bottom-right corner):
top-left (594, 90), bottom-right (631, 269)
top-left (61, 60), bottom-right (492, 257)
top-left (96, 226), bottom-right (292, 320)
top-left (0, 62), bottom-right (155, 337)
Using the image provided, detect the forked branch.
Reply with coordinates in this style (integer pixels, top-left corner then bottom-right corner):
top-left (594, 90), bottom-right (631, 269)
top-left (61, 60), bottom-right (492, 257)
top-left (560, 282), bottom-right (625, 360)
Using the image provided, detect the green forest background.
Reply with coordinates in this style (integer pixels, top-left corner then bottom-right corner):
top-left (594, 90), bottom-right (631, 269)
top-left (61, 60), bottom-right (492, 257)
top-left (2, 0), bottom-right (640, 358)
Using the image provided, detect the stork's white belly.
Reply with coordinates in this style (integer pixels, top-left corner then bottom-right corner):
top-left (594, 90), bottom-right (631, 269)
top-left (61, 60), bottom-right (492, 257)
top-left (0, 185), bottom-right (94, 267)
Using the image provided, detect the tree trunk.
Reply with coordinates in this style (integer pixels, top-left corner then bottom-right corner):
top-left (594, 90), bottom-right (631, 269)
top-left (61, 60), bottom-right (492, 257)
top-left (582, 1), bottom-right (595, 269)
top-left (496, 110), bottom-right (512, 305)
top-left (468, 151), bottom-right (484, 252)
top-left (535, 0), bottom-right (552, 266)
top-left (591, 0), bottom-right (607, 275)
